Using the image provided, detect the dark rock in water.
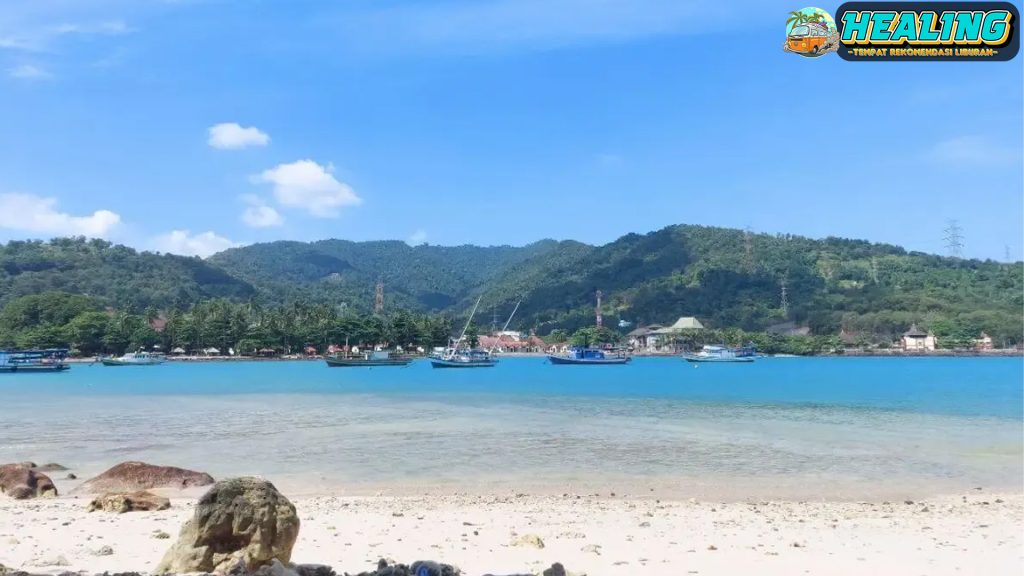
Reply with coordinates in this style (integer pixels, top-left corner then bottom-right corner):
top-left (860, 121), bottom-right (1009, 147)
top-left (155, 477), bottom-right (300, 574)
top-left (77, 461), bottom-right (214, 494)
top-left (87, 491), bottom-right (171, 513)
top-left (0, 463), bottom-right (58, 499)
top-left (66, 473), bottom-right (77, 480)
top-left (33, 463), bottom-right (68, 472)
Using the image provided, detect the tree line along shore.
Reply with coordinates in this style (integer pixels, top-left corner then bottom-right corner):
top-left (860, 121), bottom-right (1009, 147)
top-left (1, 292), bottom-right (1019, 359)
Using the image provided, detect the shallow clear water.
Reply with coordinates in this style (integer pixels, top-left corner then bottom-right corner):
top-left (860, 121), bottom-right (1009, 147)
top-left (1, 357), bottom-right (1020, 498)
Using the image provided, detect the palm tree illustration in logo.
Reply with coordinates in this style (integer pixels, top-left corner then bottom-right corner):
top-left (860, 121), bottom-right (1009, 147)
top-left (786, 10), bottom-right (810, 33)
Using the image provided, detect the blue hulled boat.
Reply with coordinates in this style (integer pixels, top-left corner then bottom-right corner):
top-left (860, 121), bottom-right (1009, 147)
top-left (0, 348), bottom-right (71, 372)
top-left (547, 347), bottom-right (631, 365)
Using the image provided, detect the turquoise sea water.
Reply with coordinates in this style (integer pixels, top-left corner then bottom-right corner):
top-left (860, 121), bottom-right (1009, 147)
top-left (1, 357), bottom-right (1021, 499)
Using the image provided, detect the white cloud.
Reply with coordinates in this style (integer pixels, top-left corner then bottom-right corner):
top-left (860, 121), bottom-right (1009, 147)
top-left (239, 195), bottom-right (284, 228)
top-left (0, 193), bottom-right (120, 237)
top-left (254, 159), bottom-right (362, 218)
top-left (208, 122), bottom-right (270, 150)
top-left (408, 229), bottom-right (428, 245)
top-left (1, 16), bottom-right (133, 53)
top-left (153, 230), bottom-right (238, 258)
top-left (926, 136), bottom-right (1022, 166)
top-left (7, 64), bottom-right (51, 80)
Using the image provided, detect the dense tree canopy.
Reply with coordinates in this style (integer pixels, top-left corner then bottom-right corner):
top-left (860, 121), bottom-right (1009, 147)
top-left (0, 226), bottom-right (1020, 349)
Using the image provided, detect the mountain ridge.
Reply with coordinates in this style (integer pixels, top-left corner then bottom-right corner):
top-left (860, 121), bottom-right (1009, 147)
top-left (1, 224), bottom-right (1020, 343)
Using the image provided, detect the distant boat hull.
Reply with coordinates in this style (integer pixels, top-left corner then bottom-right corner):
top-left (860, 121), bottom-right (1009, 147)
top-left (547, 355), bottom-right (631, 365)
top-left (325, 356), bottom-right (413, 367)
top-left (101, 358), bottom-right (165, 366)
top-left (430, 358), bottom-right (497, 368)
top-left (682, 355), bottom-right (754, 363)
top-left (0, 363), bottom-right (69, 373)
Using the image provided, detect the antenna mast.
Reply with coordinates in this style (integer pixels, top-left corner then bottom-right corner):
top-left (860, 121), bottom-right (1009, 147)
top-left (780, 276), bottom-right (789, 318)
top-left (743, 227), bottom-right (754, 272)
top-left (374, 276), bottom-right (384, 314)
top-left (943, 219), bottom-right (964, 258)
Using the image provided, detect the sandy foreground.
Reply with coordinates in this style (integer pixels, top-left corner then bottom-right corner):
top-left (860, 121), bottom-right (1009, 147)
top-left (1, 490), bottom-right (1021, 576)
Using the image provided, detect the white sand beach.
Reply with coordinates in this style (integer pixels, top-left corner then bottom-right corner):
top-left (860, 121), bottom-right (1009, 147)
top-left (1, 489), bottom-right (1021, 576)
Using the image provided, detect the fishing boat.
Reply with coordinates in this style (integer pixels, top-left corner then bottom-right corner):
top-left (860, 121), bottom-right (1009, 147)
top-left (547, 347), bottom-right (631, 365)
top-left (101, 350), bottom-right (167, 366)
top-left (325, 350), bottom-right (413, 367)
top-left (431, 297), bottom-right (519, 369)
top-left (430, 348), bottom-right (498, 368)
top-left (0, 349), bottom-right (70, 373)
top-left (682, 345), bottom-right (755, 363)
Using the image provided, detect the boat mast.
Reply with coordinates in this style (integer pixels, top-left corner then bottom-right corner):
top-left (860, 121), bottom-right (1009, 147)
top-left (448, 296), bottom-right (482, 359)
top-left (488, 300), bottom-right (521, 355)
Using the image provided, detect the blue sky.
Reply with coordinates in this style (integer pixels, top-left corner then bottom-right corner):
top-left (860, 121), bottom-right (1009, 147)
top-left (0, 0), bottom-right (1021, 260)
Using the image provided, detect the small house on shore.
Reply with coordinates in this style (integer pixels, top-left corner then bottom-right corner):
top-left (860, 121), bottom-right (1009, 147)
top-left (902, 324), bottom-right (936, 351)
top-left (627, 325), bottom-right (664, 351)
top-left (975, 332), bottom-right (994, 351)
top-left (628, 317), bottom-right (704, 352)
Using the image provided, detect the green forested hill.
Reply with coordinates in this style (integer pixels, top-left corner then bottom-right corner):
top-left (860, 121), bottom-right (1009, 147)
top-left (1, 226), bottom-right (1021, 345)
top-left (206, 239), bottom-right (566, 311)
top-left (0, 238), bottom-right (255, 310)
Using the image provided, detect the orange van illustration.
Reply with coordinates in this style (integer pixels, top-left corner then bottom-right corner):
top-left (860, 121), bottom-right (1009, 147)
top-left (787, 22), bottom-right (829, 54)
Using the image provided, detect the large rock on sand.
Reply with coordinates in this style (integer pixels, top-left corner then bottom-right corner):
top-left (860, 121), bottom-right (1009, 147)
top-left (77, 461), bottom-right (214, 494)
top-left (155, 477), bottom-right (300, 574)
top-left (0, 463), bottom-right (57, 499)
top-left (87, 491), bottom-right (171, 513)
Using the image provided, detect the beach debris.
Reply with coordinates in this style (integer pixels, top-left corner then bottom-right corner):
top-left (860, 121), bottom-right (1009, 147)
top-left (155, 477), bottom-right (300, 574)
top-left (580, 544), bottom-right (601, 555)
top-left (0, 463), bottom-right (57, 499)
top-left (510, 533), bottom-right (545, 549)
top-left (76, 461), bottom-right (214, 494)
top-left (154, 531), bottom-right (171, 539)
top-left (87, 491), bottom-right (171, 513)
top-left (92, 545), bottom-right (115, 556)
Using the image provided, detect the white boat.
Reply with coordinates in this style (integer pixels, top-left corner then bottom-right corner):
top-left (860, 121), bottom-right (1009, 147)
top-left (101, 351), bottom-right (167, 366)
top-left (682, 345), bottom-right (755, 363)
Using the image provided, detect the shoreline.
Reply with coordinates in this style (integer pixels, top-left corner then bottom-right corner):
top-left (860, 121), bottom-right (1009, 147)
top-left (2, 490), bottom-right (1020, 575)
top-left (63, 349), bottom-right (1024, 364)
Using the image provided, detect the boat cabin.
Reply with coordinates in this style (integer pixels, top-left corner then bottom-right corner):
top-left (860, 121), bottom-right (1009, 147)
top-left (567, 347), bottom-right (610, 360)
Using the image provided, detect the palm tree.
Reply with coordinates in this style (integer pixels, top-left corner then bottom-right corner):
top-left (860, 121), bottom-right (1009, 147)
top-left (786, 10), bottom-right (810, 33)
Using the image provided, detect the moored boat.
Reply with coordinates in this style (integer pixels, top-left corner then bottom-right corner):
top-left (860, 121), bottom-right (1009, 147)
top-left (431, 296), bottom-right (518, 369)
top-left (547, 347), bottom-right (631, 365)
top-left (325, 350), bottom-right (413, 367)
top-left (0, 349), bottom-right (70, 373)
top-left (101, 350), bottom-right (166, 366)
top-left (682, 345), bottom-right (755, 363)
top-left (430, 348), bottom-right (497, 368)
